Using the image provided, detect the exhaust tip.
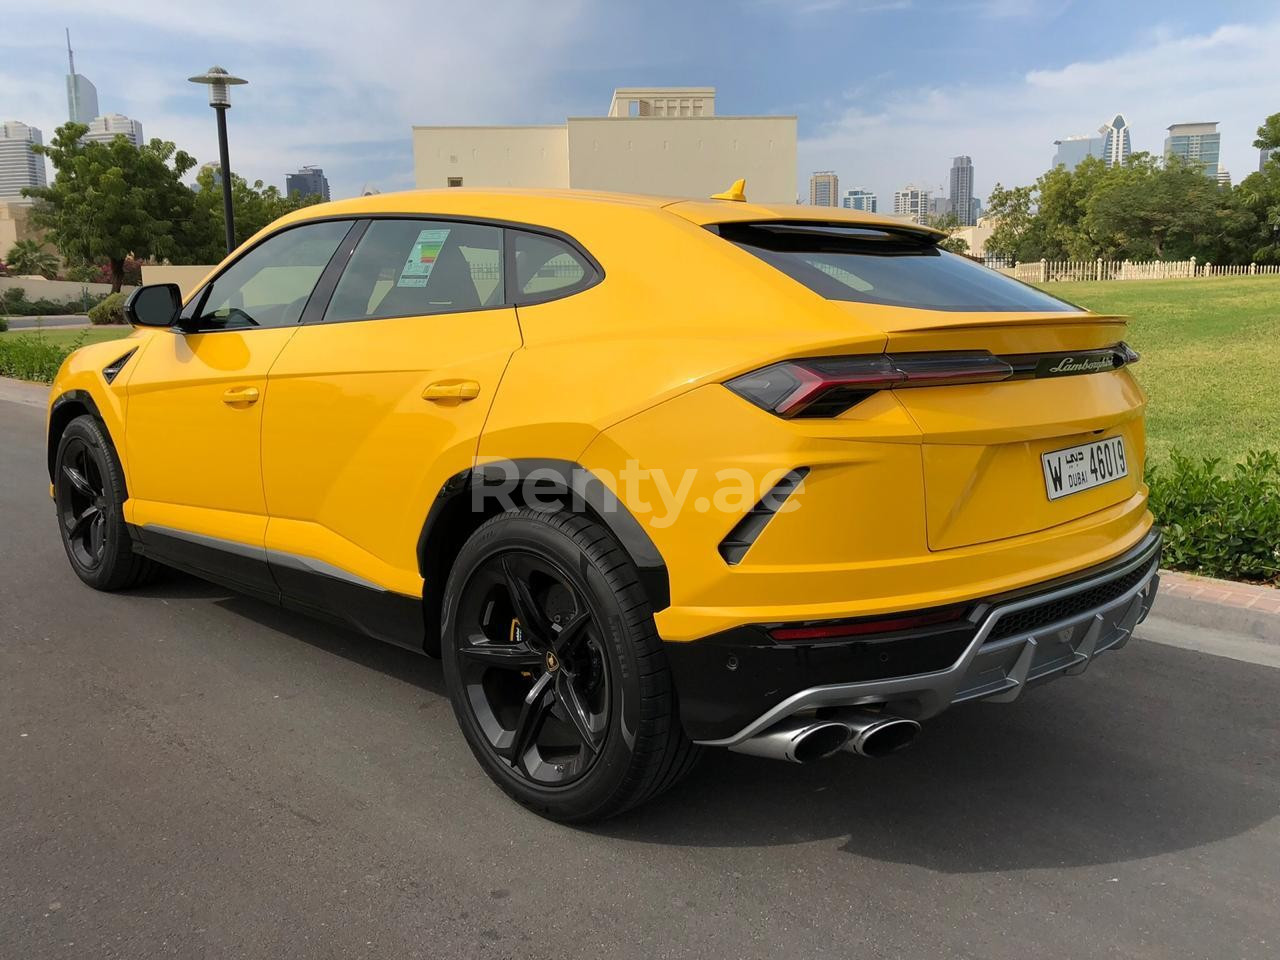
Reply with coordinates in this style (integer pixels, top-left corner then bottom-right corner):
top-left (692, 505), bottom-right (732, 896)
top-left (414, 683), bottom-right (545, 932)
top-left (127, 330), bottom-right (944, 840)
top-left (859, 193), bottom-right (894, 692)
top-left (728, 718), bottom-right (852, 763)
top-left (791, 722), bottom-right (852, 763)
top-left (848, 717), bottom-right (920, 758)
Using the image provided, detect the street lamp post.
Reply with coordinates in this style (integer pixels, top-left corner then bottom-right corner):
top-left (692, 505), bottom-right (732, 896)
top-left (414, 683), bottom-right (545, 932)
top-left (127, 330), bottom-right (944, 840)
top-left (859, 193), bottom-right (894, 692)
top-left (188, 66), bottom-right (248, 255)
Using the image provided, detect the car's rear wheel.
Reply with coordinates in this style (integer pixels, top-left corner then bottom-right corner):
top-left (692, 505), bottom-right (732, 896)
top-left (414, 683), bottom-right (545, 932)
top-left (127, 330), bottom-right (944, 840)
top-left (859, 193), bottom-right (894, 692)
top-left (441, 508), bottom-right (699, 822)
top-left (54, 414), bottom-right (157, 591)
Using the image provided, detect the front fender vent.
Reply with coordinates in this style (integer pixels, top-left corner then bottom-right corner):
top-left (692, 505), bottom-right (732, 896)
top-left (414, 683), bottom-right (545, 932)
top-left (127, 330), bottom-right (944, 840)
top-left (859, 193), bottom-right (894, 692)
top-left (718, 467), bottom-right (809, 565)
top-left (102, 348), bottom-right (137, 384)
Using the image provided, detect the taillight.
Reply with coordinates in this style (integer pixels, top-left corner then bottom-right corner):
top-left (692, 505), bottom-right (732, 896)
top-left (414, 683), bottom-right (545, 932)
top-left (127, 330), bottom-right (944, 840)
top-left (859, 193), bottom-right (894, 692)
top-left (727, 352), bottom-right (1013, 419)
top-left (728, 344), bottom-right (1139, 418)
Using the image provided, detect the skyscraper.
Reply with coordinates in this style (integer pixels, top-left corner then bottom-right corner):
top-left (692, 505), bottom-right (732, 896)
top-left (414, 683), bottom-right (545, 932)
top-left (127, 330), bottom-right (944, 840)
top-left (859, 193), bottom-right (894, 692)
top-left (286, 166), bottom-right (331, 201)
top-left (1052, 135), bottom-right (1103, 171)
top-left (1099, 114), bottom-right (1131, 167)
top-left (809, 170), bottom-right (838, 207)
top-left (949, 155), bottom-right (975, 226)
top-left (82, 114), bottom-right (144, 147)
top-left (64, 30), bottom-right (99, 125)
top-left (1261, 147), bottom-right (1274, 172)
top-left (0, 121), bottom-right (48, 199)
top-left (841, 189), bottom-right (876, 212)
top-left (893, 185), bottom-right (930, 224)
top-left (1165, 122), bottom-right (1221, 178)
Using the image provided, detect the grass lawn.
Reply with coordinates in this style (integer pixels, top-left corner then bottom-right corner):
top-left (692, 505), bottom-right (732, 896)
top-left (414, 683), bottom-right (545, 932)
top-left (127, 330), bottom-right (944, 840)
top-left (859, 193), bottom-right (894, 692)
top-left (0, 326), bottom-right (134, 348)
top-left (1036, 276), bottom-right (1280, 465)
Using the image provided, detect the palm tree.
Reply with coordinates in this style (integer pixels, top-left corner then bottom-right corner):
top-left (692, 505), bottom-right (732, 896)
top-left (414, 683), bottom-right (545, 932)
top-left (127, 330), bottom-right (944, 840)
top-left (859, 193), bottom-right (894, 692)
top-left (4, 238), bottom-right (59, 278)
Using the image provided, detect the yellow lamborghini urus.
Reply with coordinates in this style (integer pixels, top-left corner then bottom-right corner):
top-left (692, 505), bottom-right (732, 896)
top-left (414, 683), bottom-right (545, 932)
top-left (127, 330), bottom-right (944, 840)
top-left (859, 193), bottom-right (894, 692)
top-left (47, 187), bottom-right (1160, 821)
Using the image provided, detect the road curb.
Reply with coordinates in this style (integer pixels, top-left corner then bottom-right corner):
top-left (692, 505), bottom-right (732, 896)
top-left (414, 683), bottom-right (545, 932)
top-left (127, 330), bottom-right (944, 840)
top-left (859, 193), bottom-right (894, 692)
top-left (1150, 571), bottom-right (1280, 642)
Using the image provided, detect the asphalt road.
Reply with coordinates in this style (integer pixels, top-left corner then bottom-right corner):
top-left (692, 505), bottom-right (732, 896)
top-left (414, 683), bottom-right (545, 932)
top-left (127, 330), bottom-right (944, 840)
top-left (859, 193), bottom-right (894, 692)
top-left (2, 398), bottom-right (1278, 960)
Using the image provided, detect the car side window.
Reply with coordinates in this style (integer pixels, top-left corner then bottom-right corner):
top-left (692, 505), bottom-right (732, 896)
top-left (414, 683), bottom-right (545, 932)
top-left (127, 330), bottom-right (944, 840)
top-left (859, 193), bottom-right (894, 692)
top-left (512, 231), bottom-right (593, 302)
top-left (323, 219), bottom-right (503, 323)
top-left (191, 220), bottom-right (351, 331)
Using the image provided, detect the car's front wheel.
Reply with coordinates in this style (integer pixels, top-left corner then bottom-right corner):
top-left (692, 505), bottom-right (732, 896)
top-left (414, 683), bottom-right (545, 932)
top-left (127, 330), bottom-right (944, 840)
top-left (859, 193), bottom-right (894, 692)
top-left (54, 414), bottom-right (156, 591)
top-left (441, 508), bottom-right (698, 821)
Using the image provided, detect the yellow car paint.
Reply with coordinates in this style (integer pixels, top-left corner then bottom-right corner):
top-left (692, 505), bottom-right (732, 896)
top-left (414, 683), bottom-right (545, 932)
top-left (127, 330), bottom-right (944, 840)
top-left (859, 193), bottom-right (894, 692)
top-left (47, 187), bottom-right (1152, 651)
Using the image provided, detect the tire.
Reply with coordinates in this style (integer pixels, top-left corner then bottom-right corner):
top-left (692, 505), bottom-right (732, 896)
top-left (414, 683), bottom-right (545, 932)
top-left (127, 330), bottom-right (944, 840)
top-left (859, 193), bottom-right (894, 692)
top-left (53, 414), bottom-right (158, 591)
top-left (441, 508), bottom-right (700, 822)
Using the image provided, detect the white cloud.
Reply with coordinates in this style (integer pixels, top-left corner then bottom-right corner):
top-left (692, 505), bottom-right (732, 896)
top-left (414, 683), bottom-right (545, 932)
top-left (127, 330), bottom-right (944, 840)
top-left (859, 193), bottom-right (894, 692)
top-left (10, 0), bottom-right (590, 198)
top-left (799, 17), bottom-right (1278, 205)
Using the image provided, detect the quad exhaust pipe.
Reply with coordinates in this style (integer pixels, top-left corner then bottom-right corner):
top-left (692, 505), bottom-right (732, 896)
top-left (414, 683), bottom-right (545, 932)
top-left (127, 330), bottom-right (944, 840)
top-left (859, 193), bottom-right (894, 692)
top-left (728, 710), bottom-right (920, 764)
top-left (838, 710), bottom-right (921, 758)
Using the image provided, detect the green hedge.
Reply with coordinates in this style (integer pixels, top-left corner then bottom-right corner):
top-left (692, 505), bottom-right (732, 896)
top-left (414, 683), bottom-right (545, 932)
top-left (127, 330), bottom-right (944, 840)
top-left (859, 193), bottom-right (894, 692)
top-left (87, 291), bottom-right (129, 325)
top-left (1148, 451), bottom-right (1280, 584)
top-left (0, 287), bottom-right (106, 317)
top-left (0, 332), bottom-right (86, 383)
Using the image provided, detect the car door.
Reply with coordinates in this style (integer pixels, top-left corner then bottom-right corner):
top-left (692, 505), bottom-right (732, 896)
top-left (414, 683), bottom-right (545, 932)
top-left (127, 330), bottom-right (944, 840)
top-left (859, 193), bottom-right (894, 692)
top-left (124, 219), bottom-right (354, 596)
top-left (260, 218), bottom-right (522, 642)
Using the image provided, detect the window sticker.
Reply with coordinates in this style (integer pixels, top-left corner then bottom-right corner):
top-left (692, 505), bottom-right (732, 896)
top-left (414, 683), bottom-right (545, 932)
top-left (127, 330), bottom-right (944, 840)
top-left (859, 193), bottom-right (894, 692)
top-left (397, 228), bottom-right (451, 287)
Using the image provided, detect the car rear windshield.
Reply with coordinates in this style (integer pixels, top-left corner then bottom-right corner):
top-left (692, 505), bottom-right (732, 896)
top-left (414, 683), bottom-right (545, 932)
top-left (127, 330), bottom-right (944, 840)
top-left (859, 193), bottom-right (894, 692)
top-left (712, 221), bottom-right (1078, 313)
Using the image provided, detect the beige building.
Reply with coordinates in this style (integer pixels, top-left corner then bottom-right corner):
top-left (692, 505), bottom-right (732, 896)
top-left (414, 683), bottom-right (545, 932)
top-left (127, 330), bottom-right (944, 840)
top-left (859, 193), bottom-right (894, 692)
top-left (951, 217), bottom-right (997, 258)
top-left (413, 88), bottom-right (797, 203)
top-left (0, 200), bottom-right (38, 258)
top-left (809, 171), bottom-right (838, 207)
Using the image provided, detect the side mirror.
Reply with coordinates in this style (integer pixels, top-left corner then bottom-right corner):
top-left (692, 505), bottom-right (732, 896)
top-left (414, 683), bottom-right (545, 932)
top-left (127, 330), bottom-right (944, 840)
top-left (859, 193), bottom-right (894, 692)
top-left (124, 284), bottom-right (182, 328)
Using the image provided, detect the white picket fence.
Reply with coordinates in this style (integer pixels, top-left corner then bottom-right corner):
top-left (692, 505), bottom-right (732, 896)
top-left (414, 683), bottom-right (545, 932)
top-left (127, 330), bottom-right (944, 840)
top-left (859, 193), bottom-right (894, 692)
top-left (997, 258), bottom-right (1280, 283)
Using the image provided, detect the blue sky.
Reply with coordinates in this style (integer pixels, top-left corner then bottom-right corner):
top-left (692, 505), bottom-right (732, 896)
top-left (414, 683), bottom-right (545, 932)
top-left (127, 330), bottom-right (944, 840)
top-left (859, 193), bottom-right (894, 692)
top-left (2, 0), bottom-right (1275, 205)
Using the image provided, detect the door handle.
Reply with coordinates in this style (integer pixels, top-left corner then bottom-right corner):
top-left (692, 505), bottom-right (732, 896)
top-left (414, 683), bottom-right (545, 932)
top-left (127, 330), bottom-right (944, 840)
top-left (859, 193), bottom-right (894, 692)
top-left (423, 380), bottom-right (481, 402)
top-left (222, 386), bottom-right (260, 405)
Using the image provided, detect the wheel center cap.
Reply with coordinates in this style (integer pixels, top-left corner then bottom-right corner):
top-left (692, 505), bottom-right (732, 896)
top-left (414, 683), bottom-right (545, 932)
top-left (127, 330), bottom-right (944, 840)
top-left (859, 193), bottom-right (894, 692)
top-left (545, 651), bottom-right (560, 672)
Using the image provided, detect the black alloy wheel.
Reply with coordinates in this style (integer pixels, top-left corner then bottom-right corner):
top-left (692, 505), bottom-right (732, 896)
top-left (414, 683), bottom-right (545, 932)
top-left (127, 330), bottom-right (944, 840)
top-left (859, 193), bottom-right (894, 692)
top-left (56, 435), bottom-right (109, 571)
top-left (442, 509), bottom-right (700, 822)
top-left (454, 550), bottom-right (610, 785)
top-left (53, 414), bottom-right (156, 591)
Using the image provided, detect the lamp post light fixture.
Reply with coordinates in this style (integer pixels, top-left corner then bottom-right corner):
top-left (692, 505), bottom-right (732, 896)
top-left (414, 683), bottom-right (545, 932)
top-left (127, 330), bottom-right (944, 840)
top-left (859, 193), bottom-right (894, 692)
top-left (188, 66), bottom-right (248, 255)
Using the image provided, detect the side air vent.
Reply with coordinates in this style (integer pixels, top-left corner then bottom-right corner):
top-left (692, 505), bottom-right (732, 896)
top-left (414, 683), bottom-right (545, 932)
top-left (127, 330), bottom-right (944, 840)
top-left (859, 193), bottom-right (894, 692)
top-left (718, 467), bottom-right (809, 565)
top-left (102, 348), bottom-right (137, 384)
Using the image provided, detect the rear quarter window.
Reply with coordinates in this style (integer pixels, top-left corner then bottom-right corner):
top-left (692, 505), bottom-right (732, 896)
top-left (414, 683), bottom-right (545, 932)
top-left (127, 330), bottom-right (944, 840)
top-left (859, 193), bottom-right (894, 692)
top-left (712, 221), bottom-right (1078, 313)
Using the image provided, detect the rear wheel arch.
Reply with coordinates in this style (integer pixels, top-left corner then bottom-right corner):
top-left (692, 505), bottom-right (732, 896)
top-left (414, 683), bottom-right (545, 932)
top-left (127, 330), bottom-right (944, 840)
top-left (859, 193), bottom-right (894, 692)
top-left (416, 459), bottom-right (670, 657)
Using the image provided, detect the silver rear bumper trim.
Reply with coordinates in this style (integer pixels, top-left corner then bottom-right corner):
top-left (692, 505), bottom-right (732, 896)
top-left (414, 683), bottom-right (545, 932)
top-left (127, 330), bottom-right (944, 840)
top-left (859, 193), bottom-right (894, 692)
top-left (695, 531), bottom-right (1162, 747)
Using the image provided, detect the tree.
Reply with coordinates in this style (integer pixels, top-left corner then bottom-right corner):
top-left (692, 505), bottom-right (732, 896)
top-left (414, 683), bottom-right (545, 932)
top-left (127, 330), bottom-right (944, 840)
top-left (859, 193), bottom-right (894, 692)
top-left (1255, 111), bottom-right (1280, 153)
top-left (1085, 155), bottom-right (1218, 260)
top-left (179, 167), bottom-right (322, 264)
top-left (1230, 162), bottom-right (1280, 263)
top-left (983, 183), bottom-right (1033, 259)
top-left (1029, 155), bottom-right (1111, 259)
top-left (25, 123), bottom-right (197, 291)
top-left (4, 238), bottom-right (59, 278)
top-left (925, 211), bottom-right (970, 254)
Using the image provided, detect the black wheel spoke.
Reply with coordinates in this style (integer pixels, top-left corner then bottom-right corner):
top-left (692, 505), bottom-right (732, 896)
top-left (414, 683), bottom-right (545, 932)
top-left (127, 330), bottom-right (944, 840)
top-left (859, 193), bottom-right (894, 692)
top-left (507, 671), bottom-right (554, 767)
top-left (459, 639), bottom-right (543, 670)
top-left (552, 610), bottom-right (592, 656)
top-left (555, 673), bottom-right (602, 755)
top-left (66, 504), bottom-right (100, 541)
top-left (62, 463), bottom-right (95, 498)
top-left (89, 514), bottom-right (105, 558)
top-left (500, 555), bottom-right (553, 643)
top-left (456, 546), bottom-right (612, 787)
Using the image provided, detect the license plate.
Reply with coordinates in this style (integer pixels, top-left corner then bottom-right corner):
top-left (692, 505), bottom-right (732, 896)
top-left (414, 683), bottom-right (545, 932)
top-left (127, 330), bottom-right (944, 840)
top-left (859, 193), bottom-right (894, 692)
top-left (1041, 437), bottom-right (1128, 501)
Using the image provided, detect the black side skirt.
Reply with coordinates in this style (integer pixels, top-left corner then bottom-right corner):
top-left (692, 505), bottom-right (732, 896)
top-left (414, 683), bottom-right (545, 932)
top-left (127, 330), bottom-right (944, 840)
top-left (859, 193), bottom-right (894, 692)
top-left (127, 524), bottom-right (425, 651)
